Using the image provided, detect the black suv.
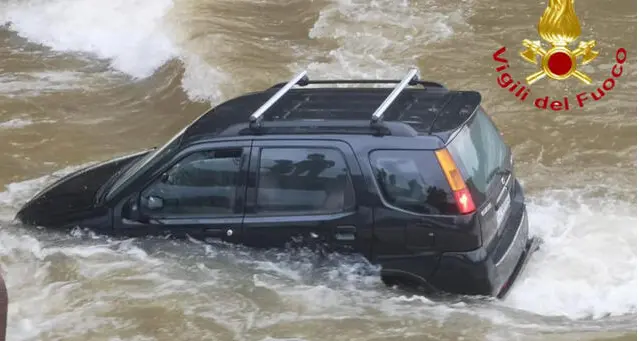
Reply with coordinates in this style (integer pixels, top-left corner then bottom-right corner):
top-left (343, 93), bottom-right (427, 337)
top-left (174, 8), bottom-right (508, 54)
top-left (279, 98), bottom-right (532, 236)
top-left (15, 69), bottom-right (541, 298)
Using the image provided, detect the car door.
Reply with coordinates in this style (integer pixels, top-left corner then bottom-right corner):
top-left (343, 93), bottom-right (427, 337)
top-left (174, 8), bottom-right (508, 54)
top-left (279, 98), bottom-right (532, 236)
top-left (241, 139), bottom-right (370, 256)
top-left (113, 140), bottom-right (251, 243)
top-left (365, 149), bottom-right (455, 278)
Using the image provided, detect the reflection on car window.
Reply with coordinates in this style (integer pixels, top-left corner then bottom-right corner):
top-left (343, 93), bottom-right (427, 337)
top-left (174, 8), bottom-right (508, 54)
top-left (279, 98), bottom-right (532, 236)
top-left (448, 109), bottom-right (509, 202)
top-left (256, 147), bottom-right (354, 214)
top-left (141, 148), bottom-right (243, 216)
top-left (370, 150), bottom-right (457, 215)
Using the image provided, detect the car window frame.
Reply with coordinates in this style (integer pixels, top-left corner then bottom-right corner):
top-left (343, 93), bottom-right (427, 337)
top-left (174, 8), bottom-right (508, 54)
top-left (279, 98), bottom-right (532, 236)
top-left (246, 141), bottom-right (357, 217)
top-left (133, 141), bottom-right (251, 220)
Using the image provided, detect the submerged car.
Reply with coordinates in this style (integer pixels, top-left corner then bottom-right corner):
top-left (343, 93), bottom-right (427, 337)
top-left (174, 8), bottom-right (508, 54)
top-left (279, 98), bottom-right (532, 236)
top-left (16, 68), bottom-right (541, 298)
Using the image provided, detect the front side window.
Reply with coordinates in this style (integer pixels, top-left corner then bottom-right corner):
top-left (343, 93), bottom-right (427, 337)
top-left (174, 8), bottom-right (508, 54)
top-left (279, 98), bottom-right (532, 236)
top-left (370, 150), bottom-right (457, 215)
top-left (140, 148), bottom-right (243, 216)
top-left (256, 147), bottom-right (354, 214)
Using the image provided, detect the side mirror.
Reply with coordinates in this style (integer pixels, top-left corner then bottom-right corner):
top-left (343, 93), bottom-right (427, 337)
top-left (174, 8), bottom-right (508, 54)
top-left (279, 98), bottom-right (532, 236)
top-left (123, 196), bottom-right (149, 223)
top-left (122, 194), bottom-right (164, 224)
top-left (141, 195), bottom-right (164, 211)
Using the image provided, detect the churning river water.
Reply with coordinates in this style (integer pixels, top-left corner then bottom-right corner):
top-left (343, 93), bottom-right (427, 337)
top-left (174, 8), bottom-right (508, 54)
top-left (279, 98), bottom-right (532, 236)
top-left (0, 0), bottom-right (636, 340)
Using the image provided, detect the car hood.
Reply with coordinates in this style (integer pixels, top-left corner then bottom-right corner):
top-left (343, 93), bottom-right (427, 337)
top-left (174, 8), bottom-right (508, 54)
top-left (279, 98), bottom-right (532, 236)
top-left (15, 150), bottom-right (151, 228)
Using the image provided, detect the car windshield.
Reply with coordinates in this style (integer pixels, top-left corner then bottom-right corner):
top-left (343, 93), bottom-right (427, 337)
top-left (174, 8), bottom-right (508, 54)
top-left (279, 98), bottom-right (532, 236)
top-left (105, 125), bottom-right (188, 201)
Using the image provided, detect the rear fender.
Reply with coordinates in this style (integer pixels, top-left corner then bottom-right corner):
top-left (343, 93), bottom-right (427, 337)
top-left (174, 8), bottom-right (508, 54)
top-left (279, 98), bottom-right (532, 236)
top-left (380, 268), bottom-right (439, 294)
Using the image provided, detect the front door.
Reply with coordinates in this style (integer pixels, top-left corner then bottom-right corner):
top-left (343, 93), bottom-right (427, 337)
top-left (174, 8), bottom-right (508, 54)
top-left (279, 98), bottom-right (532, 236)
top-left (241, 139), bottom-right (367, 255)
top-left (114, 140), bottom-right (251, 244)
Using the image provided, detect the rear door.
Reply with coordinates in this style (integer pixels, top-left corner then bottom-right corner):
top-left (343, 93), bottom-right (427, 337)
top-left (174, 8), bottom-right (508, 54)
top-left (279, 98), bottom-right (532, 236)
top-left (241, 139), bottom-right (370, 256)
top-left (366, 149), bottom-right (462, 278)
top-left (446, 108), bottom-right (514, 246)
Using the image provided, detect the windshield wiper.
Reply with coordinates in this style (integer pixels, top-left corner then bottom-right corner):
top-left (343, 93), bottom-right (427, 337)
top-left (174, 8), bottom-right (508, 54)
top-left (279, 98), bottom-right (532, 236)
top-left (95, 162), bottom-right (133, 204)
top-left (487, 166), bottom-right (512, 184)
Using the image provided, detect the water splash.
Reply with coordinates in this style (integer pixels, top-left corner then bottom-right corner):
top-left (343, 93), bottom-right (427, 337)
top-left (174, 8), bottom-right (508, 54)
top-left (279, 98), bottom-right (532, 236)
top-left (0, 0), bottom-right (177, 78)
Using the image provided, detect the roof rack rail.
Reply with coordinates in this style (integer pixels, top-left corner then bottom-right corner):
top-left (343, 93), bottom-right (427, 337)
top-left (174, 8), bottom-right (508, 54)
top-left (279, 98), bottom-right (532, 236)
top-left (249, 70), bottom-right (309, 129)
top-left (370, 68), bottom-right (420, 126)
top-left (268, 78), bottom-right (444, 90)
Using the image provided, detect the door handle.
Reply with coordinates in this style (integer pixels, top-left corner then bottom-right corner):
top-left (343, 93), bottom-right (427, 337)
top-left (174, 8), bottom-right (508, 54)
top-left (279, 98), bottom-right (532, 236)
top-left (203, 228), bottom-right (234, 237)
top-left (335, 225), bottom-right (356, 241)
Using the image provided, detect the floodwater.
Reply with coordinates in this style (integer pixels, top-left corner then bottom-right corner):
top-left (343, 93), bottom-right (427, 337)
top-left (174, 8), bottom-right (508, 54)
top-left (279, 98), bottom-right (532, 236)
top-left (0, 0), bottom-right (636, 340)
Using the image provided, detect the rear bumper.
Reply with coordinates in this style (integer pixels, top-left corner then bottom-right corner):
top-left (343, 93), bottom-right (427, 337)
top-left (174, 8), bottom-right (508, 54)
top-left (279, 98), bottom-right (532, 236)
top-left (497, 233), bottom-right (542, 299)
top-left (429, 206), bottom-right (541, 297)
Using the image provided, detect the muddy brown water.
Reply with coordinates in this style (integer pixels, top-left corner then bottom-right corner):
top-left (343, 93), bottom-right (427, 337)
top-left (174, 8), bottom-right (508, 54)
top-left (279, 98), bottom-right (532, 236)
top-left (0, 0), bottom-right (636, 340)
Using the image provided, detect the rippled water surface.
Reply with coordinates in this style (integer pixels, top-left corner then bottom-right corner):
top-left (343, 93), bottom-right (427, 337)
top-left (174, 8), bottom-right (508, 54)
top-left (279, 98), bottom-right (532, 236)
top-left (0, 0), bottom-right (636, 340)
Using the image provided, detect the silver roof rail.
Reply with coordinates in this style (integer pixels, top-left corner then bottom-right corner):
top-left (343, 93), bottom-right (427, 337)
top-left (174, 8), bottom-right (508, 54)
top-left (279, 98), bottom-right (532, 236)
top-left (249, 70), bottom-right (309, 128)
top-left (371, 68), bottom-right (420, 125)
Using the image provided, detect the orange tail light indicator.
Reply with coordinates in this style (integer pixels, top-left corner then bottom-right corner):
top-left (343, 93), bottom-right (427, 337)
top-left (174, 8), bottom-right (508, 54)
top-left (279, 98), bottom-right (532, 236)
top-left (435, 149), bottom-right (476, 214)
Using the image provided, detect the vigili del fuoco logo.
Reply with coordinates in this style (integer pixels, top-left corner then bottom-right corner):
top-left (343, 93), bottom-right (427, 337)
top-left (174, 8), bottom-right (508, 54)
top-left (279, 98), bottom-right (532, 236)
top-left (492, 0), bottom-right (628, 111)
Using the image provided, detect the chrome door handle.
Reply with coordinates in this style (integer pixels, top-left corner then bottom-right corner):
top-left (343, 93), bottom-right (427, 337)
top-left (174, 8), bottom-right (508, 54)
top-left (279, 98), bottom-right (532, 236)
top-left (203, 228), bottom-right (234, 237)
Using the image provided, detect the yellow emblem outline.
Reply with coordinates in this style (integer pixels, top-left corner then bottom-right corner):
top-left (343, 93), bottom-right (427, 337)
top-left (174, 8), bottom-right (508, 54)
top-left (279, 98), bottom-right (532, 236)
top-left (519, 0), bottom-right (599, 85)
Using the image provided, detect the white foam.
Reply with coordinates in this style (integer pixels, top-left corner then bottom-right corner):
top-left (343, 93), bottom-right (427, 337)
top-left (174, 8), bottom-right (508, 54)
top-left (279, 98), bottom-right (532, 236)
top-left (0, 0), bottom-right (232, 103)
top-left (0, 0), bottom-right (464, 103)
top-left (504, 189), bottom-right (637, 320)
top-left (0, 118), bottom-right (32, 129)
top-left (179, 53), bottom-right (229, 103)
top-left (0, 228), bottom-right (166, 340)
top-left (1, 165), bottom-right (636, 322)
top-left (0, 71), bottom-right (123, 96)
top-left (0, 72), bottom-right (76, 94)
top-left (294, 0), bottom-right (463, 78)
top-left (0, 0), bottom-right (178, 79)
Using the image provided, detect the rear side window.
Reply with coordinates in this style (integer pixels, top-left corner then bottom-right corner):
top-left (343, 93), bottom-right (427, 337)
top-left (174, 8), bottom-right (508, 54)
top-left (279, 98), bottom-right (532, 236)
top-left (447, 108), bottom-right (509, 202)
top-left (370, 150), bottom-right (457, 215)
top-left (256, 147), bottom-right (355, 215)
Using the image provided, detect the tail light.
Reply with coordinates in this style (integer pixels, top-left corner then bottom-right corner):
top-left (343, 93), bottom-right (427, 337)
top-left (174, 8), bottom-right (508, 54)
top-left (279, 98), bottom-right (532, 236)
top-left (435, 148), bottom-right (476, 214)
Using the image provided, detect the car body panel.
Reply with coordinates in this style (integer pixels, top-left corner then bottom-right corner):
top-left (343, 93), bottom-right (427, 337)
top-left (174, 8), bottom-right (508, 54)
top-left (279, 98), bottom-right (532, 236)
top-left (16, 150), bottom-right (150, 230)
top-left (111, 140), bottom-right (252, 243)
top-left (428, 179), bottom-right (532, 296)
top-left (241, 139), bottom-right (372, 256)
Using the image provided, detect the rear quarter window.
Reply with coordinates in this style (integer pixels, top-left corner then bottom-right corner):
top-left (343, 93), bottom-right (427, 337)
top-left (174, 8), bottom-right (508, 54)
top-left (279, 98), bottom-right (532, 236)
top-left (369, 150), bottom-right (457, 215)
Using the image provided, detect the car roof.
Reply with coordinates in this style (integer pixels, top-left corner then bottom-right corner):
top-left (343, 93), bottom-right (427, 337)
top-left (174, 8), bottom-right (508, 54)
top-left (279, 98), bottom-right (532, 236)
top-left (180, 74), bottom-right (481, 146)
